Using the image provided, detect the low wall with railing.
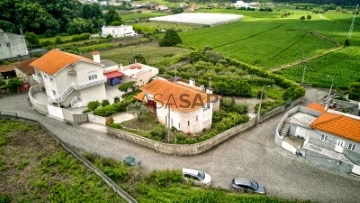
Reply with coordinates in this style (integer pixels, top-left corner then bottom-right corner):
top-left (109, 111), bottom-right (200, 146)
top-left (29, 85), bottom-right (88, 125)
top-left (107, 117), bottom-right (257, 156)
top-left (29, 85), bottom-right (48, 114)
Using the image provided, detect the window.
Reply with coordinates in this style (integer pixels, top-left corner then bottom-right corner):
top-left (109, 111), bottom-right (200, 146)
top-left (348, 143), bottom-right (356, 151)
top-left (336, 140), bottom-right (345, 147)
top-left (320, 134), bottom-right (328, 141)
top-left (88, 71), bottom-right (97, 81)
top-left (6, 42), bottom-right (10, 47)
top-left (49, 77), bottom-right (54, 82)
top-left (188, 121), bottom-right (190, 126)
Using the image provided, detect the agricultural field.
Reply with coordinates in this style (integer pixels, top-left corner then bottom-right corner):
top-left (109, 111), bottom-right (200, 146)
top-left (276, 46), bottom-right (360, 89)
top-left (0, 119), bottom-right (123, 202)
top-left (180, 8), bottom-right (358, 70)
top-left (133, 22), bottom-right (201, 33)
top-left (121, 11), bottom-right (168, 23)
top-left (81, 43), bottom-right (190, 67)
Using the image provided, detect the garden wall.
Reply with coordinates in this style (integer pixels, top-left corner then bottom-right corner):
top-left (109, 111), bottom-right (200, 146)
top-left (107, 117), bottom-right (257, 156)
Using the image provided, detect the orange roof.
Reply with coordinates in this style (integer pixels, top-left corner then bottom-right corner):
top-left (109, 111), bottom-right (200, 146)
top-left (307, 103), bottom-right (326, 113)
top-left (14, 58), bottom-right (37, 75)
top-left (30, 49), bottom-right (94, 76)
top-left (141, 79), bottom-right (209, 112)
top-left (311, 112), bottom-right (360, 142)
top-left (135, 91), bottom-right (145, 101)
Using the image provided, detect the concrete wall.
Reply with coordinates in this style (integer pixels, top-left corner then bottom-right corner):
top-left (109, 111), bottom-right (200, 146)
top-left (29, 85), bottom-right (48, 114)
top-left (88, 113), bottom-right (107, 125)
top-left (303, 149), bottom-right (354, 174)
top-left (80, 84), bottom-right (107, 105)
top-left (0, 32), bottom-right (29, 60)
top-left (259, 106), bottom-right (285, 123)
top-left (107, 117), bottom-right (256, 155)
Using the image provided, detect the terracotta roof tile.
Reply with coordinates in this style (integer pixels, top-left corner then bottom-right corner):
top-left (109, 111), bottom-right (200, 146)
top-left (30, 49), bottom-right (94, 76)
top-left (307, 103), bottom-right (326, 113)
top-left (0, 64), bottom-right (15, 73)
top-left (14, 58), bottom-right (37, 75)
top-left (311, 112), bottom-right (360, 142)
top-left (141, 79), bottom-right (209, 112)
top-left (135, 91), bottom-right (145, 101)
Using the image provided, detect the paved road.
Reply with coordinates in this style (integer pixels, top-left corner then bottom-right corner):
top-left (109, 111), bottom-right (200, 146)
top-left (0, 88), bottom-right (359, 203)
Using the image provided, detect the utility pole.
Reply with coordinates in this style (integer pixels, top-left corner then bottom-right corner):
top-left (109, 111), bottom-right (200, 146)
top-left (256, 87), bottom-right (264, 125)
top-left (167, 104), bottom-right (170, 143)
top-left (327, 75), bottom-right (334, 98)
top-left (347, 4), bottom-right (359, 43)
top-left (301, 62), bottom-right (306, 85)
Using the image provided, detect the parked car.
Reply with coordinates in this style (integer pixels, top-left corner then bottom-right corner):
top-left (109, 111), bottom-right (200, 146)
top-left (232, 178), bottom-right (266, 194)
top-left (182, 168), bottom-right (212, 186)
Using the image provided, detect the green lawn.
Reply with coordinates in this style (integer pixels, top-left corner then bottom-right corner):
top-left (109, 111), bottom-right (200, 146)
top-left (0, 119), bottom-right (123, 202)
top-left (133, 22), bottom-right (200, 33)
top-left (81, 43), bottom-right (190, 66)
top-left (179, 9), bottom-right (358, 69)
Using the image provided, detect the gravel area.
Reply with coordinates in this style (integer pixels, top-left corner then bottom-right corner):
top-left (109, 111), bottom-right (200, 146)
top-left (0, 88), bottom-right (359, 203)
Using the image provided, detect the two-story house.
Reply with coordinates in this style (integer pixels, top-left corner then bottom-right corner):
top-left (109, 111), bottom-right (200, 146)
top-left (30, 49), bottom-right (107, 108)
top-left (136, 78), bottom-right (219, 134)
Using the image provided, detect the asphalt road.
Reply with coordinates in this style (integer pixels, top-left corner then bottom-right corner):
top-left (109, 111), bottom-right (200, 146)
top-left (0, 88), bottom-right (359, 203)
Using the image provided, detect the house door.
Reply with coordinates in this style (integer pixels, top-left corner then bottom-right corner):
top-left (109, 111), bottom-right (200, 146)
top-left (335, 140), bottom-right (345, 153)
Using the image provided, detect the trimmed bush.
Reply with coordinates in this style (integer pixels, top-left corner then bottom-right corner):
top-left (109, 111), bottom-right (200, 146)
top-left (118, 81), bottom-right (136, 92)
top-left (102, 99), bottom-right (110, 107)
top-left (87, 101), bottom-right (100, 111)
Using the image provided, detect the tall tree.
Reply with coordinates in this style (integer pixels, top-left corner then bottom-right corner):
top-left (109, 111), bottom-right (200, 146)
top-left (159, 29), bottom-right (182, 47)
top-left (104, 7), bottom-right (122, 25)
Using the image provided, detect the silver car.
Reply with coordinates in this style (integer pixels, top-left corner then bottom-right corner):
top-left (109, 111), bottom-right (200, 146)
top-left (232, 178), bottom-right (266, 194)
top-left (182, 168), bottom-right (212, 186)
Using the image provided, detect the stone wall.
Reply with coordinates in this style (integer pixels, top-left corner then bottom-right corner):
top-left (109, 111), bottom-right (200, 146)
top-left (107, 117), bottom-right (257, 156)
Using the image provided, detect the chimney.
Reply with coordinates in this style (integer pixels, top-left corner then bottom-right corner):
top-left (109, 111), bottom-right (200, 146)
top-left (92, 51), bottom-right (101, 63)
top-left (189, 78), bottom-right (195, 87)
top-left (119, 64), bottom-right (123, 71)
top-left (206, 88), bottom-right (213, 94)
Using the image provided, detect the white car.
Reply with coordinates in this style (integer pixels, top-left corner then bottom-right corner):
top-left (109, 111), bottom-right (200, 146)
top-left (182, 168), bottom-right (212, 186)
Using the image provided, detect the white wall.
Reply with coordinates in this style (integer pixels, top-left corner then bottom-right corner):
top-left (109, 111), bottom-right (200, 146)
top-left (101, 26), bottom-right (136, 38)
top-left (156, 101), bottom-right (213, 134)
top-left (0, 32), bottom-right (28, 60)
top-left (80, 83), bottom-right (107, 105)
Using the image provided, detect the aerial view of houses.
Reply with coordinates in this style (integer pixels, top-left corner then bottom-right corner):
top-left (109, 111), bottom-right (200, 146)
top-left (0, 0), bottom-right (360, 202)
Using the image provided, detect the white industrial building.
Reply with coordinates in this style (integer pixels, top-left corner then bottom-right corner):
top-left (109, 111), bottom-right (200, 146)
top-left (0, 31), bottom-right (29, 60)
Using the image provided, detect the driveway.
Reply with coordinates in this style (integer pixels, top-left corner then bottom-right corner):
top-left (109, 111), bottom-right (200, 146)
top-left (0, 88), bottom-right (359, 203)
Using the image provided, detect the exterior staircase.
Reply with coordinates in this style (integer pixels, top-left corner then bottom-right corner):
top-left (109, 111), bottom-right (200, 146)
top-left (280, 122), bottom-right (290, 137)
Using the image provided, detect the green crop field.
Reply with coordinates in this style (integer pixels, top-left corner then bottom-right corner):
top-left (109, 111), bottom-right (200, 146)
top-left (81, 43), bottom-right (190, 66)
top-left (179, 9), bottom-right (358, 70)
top-left (276, 46), bottom-right (360, 89)
top-left (133, 22), bottom-right (200, 33)
top-left (121, 12), bottom-right (167, 23)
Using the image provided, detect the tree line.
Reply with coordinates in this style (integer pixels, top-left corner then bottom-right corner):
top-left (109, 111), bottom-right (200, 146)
top-left (274, 0), bottom-right (359, 6)
top-left (0, 0), bottom-right (122, 36)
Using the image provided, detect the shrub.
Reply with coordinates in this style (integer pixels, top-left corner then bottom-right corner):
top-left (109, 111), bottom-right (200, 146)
top-left (118, 81), bottom-right (136, 92)
top-left (114, 97), bottom-right (120, 103)
top-left (349, 82), bottom-right (360, 101)
top-left (102, 99), bottom-right (110, 107)
top-left (254, 100), bottom-right (284, 115)
top-left (82, 109), bottom-right (91, 113)
top-left (151, 170), bottom-right (183, 187)
top-left (93, 105), bottom-right (117, 117)
top-left (150, 126), bottom-right (167, 140)
top-left (0, 79), bottom-right (5, 86)
top-left (6, 78), bottom-right (23, 93)
top-left (87, 101), bottom-right (100, 111)
top-left (109, 123), bottom-right (122, 129)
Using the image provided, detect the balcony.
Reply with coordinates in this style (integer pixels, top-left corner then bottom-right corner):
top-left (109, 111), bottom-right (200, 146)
top-left (32, 74), bottom-right (43, 84)
top-left (73, 77), bottom-right (107, 90)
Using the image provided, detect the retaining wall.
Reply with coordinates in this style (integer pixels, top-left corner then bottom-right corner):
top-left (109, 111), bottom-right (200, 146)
top-left (107, 117), bottom-right (257, 156)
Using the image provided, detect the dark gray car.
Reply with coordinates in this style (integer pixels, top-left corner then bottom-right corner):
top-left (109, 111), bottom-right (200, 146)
top-left (232, 178), bottom-right (266, 194)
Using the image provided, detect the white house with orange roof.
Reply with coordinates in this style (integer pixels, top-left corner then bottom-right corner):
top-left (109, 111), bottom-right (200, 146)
top-left (30, 49), bottom-right (107, 108)
top-left (135, 78), bottom-right (219, 134)
top-left (276, 103), bottom-right (360, 175)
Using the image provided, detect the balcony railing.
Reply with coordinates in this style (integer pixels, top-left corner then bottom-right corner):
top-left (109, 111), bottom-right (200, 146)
top-left (32, 74), bottom-right (43, 84)
top-left (49, 77), bottom-right (106, 104)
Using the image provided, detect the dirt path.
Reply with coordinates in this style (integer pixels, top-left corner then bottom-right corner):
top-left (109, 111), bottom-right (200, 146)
top-left (270, 46), bottom-right (344, 73)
